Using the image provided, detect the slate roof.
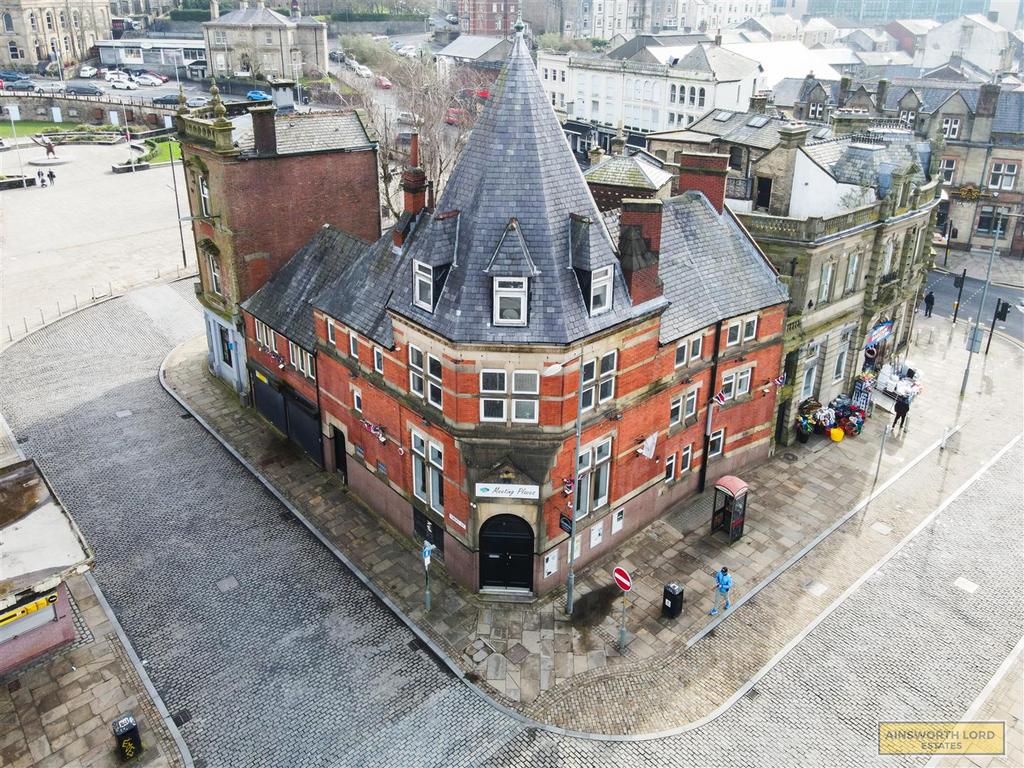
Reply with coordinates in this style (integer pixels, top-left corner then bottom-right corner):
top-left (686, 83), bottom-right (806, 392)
top-left (233, 110), bottom-right (374, 156)
top-left (772, 75), bottom-right (841, 107)
top-left (584, 153), bottom-right (674, 190)
top-left (993, 91), bottom-right (1024, 135)
top-left (689, 109), bottom-right (831, 150)
top-left (606, 33), bottom-right (709, 60)
top-left (883, 83), bottom-right (979, 113)
top-left (436, 35), bottom-right (508, 60)
top-left (242, 226), bottom-right (370, 350)
top-left (604, 193), bottom-right (788, 344)
top-left (802, 132), bottom-right (930, 195)
top-left (387, 33), bottom-right (637, 345)
top-left (206, 6), bottom-right (292, 26)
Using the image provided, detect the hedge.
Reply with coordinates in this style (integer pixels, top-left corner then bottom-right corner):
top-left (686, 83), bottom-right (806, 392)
top-left (168, 8), bottom-right (211, 20)
top-left (328, 11), bottom-right (423, 20)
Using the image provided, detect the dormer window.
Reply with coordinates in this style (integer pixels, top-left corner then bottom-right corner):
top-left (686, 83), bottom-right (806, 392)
top-left (590, 266), bottom-right (613, 315)
top-left (493, 277), bottom-right (528, 326)
top-left (413, 261), bottom-right (433, 312)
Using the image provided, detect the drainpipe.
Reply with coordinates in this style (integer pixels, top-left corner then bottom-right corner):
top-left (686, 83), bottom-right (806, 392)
top-left (697, 319), bottom-right (723, 494)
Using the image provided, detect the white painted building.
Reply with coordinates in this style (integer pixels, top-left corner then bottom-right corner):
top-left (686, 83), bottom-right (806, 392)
top-left (913, 14), bottom-right (1014, 77)
top-left (573, 0), bottom-right (769, 39)
top-left (538, 42), bottom-right (760, 135)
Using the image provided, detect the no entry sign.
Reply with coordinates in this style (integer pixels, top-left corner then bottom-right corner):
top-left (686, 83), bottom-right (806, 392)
top-left (613, 566), bottom-right (632, 591)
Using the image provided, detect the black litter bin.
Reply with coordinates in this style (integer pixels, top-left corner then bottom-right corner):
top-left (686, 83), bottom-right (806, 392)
top-left (111, 713), bottom-right (143, 762)
top-left (662, 582), bottom-right (684, 618)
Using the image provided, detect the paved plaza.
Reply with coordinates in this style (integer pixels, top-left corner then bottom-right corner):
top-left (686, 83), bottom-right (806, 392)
top-left (0, 140), bottom-right (195, 347)
top-left (0, 281), bottom-right (1021, 767)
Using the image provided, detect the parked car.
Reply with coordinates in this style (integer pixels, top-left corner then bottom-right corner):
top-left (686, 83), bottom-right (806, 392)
top-left (111, 79), bottom-right (138, 90)
top-left (355, 64), bottom-right (372, 78)
top-left (397, 110), bottom-right (422, 125)
top-left (65, 82), bottom-right (104, 95)
top-left (35, 82), bottom-right (66, 95)
top-left (399, 45), bottom-right (417, 58)
top-left (153, 93), bottom-right (182, 105)
top-left (375, 75), bottom-right (392, 89)
top-left (78, 65), bottom-right (97, 78)
top-left (140, 69), bottom-right (169, 82)
top-left (446, 13), bottom-right (458, 23)
top-left (328, 49), bottom-right (345, 62)
top-left (185, 95), bottom-right (208, 108)
top-left (0, 70), bottom-right (22, 80)
top-left (134, 74), bottom-right (163, 86)
top-left (4, 79), bottom-right (37, 91)
top-left (246, 89), bottom-right (271, 101)
top-left (345, 57), bottom-right (361, 71)
top-left (445, 107), bottom-right (466, 125)
top-left (105, 70), bottom-right (131, 82)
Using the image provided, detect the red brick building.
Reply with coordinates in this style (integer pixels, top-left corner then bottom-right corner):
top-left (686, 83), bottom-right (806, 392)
top-left (290, 33), bottom-right (790, 596)
top-left (177, 94), bottom-right (380, 398)
top-left (458, 0), bottom-right (517, 36)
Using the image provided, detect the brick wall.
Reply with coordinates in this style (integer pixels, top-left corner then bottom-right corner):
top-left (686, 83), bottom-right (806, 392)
top-left (241, 312), bottom-right (319, 406)
top-left (675, 151), bottom-right (729, 213)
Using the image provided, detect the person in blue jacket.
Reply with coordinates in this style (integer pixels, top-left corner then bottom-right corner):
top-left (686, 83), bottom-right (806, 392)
top-left (710, 567), bottom-right (732, 616)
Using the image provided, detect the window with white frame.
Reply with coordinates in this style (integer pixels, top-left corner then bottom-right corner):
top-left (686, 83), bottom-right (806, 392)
top-left (373, 348), bottom-right (384, 374)
top-left (708, 428), bottom-right (725, 457)
top-left (808, 101), bottom-right (823, 120)
top-left (818, 261), bottom-right (833, 304)
top-left (590, 266), bottom-right (613, 315)
top-left (801, 345), bottom-right (818, 398)
top-left (940, 158), bottom-right (956, 185)
top-left (612, 508), bottom-right (624, 534)
top-left (206, 252), bottom-right (222, 296)
top-left (326, 319), bottom-right (336, 346)
top-left (543, 550), bottom-right (558, 577)
top-left (721, 367), bottom-right (751, 401)
top-left (199, 176), bottom-right (211, 217)
top-left (941, 117), bottom-right (960, 139)
top-left (408, 345), bottom-right (425, 397)
top-left (679, 444), bottom-right (692, 472)
top-left (689, 335), bottom-right (702, 361)
top-left (845, 251), bottom-right (859, 293)
top-left (664, 452), bottom-right (676, 481)
top-left (898, 109), bottom-right (916, 126)
top-left (412, 261), bottom-right (433, 311)
top-left (213, 30), bottom-right (226, 44)
top-left (833, 343), bottom-right (848, 382)
top-left (574, 437), bottom-right (611, 519)
top-left (411, 433), bottom-right (444, 513)
top-left (352, 386), bottom-right (362, 412)
top-left (479, 369), bottom-right (507, 421)
top-left (670, 395), bottom-right (683, 425)
top-left (493, 277), bottom-right (528, 325)
top-left (580, 351), bottom-right (617, 411)
top-left (989, 162), bottom-right (1017, 191)
top-left (427, 354), bottom-right (443, 409)
top-left (512, 370), bottom-right (540, 423)
top-left (684, 388), bottom-right (698, 418)
top-left (675, 341), bottom-right (688, 367)
top-left (590, 521), bottom-right (604, 548)
top-left (254, 319), bottom-right (276, 351)
top-left (726, 321), bottom-right (741, 346)
top-left (288, 341), bottom-right (315, 379)
top-left (349, 333), bottom-right (359, 358)
top-left (742, 316), bottom-right (758, 341)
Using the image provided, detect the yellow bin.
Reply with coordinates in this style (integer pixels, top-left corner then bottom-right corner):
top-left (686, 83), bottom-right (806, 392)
top-left (829, 427), bottom-right (845, 442)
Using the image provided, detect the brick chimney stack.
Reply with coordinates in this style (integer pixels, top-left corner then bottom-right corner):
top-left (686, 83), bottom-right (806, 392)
top-left (618, 199), bottom-right (663, 305)
top-left (402, 133), bottom-right (428, 215)
top-left (749, 92), bottom-right (768, 114)
top-left (674, 151), bottom-right (729, 213)
top-left (250, 105), bottom-right (278, 155)
top-left (977, 82), bottom-right (1000, 117)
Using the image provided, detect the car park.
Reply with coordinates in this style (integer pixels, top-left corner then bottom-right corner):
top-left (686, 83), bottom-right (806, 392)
top-left (185, 96), bottom-right (208, 108)
top-left (78, 65), bottom-right (97, 78)
top-left (134, 74), bottom-right (163, 86)
top-left (153, 93), bottom-right (182, 105)
top-left (375, 75), bottom-right (392, 89)
top-left (65, 82), bottom-right (104, 95)
top-left (111, 79), bottom-right (138, 90)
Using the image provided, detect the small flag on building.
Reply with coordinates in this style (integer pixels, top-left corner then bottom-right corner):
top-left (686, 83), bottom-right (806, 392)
top-left (638, 432), bottom-right (658, 459)
top-left (773, 373), bottom-right (786, 386)
top-left (713, 390), bottom-right (727, 406)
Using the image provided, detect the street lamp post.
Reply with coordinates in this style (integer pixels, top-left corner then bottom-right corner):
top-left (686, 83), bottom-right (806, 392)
top-left (542, 354), bottom-right (586, 616)
top-left (7, 112), bottom-right (28, 188)
top-left (960, 207), bottom-right (1020, 398)
top-left (166, 52), bottom-right (189, 269)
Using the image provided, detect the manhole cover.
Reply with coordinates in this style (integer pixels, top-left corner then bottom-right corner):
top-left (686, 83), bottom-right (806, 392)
top-left (172, 709), bottom-right (192, 727)
top-left (506, 642), bottom-right (529, 665)
top-left (744, 688), bottom-right (760, 700)
top-left (782, 452), bottom-right (798, 462)
top-left (180, 413), bottom-right (194, 419)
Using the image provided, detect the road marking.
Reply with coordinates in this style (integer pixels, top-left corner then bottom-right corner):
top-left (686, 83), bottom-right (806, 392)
top-left (953, 577), bottom-right (979, 594)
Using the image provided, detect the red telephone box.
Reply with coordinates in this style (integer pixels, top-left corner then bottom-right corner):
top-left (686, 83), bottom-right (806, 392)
top-left (711, 475), bottom-right (748, 543)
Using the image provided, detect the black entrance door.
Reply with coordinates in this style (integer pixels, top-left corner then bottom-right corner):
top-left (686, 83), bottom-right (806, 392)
top-left (284, 395), bottom-right (322, 466)
top-left (479, 514), bottom-right (534, 591)
top-left (251, 371), bottom-right (286, 434)
top-left (333, 428), bottom-right (347, 483)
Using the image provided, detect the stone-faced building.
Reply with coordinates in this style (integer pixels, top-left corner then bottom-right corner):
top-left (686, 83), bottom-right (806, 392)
top-left (177, 92), bottom-right (380, 397)
top-left (648, 110), bottom-right (939, 442)
top-left (294, 32), bottom-right (788, 596)
top-left (203, 0), bottom-right (327, 79)
top-left (0, 0), bottom-right (111, 71)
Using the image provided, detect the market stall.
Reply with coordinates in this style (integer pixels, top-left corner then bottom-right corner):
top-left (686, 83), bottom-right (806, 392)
top-left (870, 362), bottom-right (923, 414)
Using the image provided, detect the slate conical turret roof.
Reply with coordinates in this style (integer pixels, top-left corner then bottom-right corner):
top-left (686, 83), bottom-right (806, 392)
top-left (389, 32), bottom-right (639, 345)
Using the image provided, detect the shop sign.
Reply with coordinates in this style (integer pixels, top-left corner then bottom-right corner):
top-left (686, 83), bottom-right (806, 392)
top-left (475, 483), bottom-right (539, 500)
top-left (864, 320), bottom-right (894, 349)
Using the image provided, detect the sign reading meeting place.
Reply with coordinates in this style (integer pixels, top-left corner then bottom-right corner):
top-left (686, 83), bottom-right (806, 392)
top-left (474, 483), bottom-right (540, 500)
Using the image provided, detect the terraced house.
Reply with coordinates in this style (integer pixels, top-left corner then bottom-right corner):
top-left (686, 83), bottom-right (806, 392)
top-left (237, 30), bottom-right (789, 597)
top-left (646, 104), bottom-right (939, 442)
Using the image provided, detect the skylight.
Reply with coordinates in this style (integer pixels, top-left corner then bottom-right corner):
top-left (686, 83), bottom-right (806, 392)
top-left (714, 111), bottom-right (733, 122)
top-left (746, 115), bottom-right (769, 128)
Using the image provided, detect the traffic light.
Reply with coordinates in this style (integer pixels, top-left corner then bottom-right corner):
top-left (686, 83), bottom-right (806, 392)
top-left (953, 274), bottom-right (963, 288)
top-left (996, 300), bottom-right (1011, 321)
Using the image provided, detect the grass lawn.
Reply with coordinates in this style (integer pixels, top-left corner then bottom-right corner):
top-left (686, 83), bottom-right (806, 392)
top-left (145, 139), bottom-right (182, 163)
top-left (0, 120), bottom-right (61, 139)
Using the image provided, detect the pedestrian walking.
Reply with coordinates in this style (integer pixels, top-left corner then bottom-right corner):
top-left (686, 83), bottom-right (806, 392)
top-left (710, 566), bottom-right (732, 616)
top-left (46, 169), bottom-right (56, 187)
top-left (924, 291), bottom-right (935, 318)
top-left (36, 170), bottom-right (44, 186)
top-left (893, 394), bottom-right (910, 431)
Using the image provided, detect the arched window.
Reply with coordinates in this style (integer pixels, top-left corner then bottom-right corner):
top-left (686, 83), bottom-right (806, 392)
top-left (643, 79), bottom-right (652, 101)
top-left (2, 12), bottom-right (13, 32)
top-left (698, 87), bottom-right (706, 107)
top-left (652, 81), bottom-right (662, 101)
top-left (670, 83), bottom-right (676, 103)
top-left (688, 86), bottom-right (696, 105)
top-left (58, 10), bottom-right (65, 27)
top-left (63, 35), bottom-right (70, 52)
top-left (72, 11), bottom-right (79, 28)
top-left (8, 41), bottom-right (21, 58)
top-left (45, 11), bottom-right (54, 30)
top-left (28, 11), bottom-right (37, 30)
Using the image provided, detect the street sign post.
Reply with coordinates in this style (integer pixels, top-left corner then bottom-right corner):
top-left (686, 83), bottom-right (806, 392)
top-left (612, 566), bottom-right (631, 652)
top-left (422, 541), bottom-right (436, 611)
